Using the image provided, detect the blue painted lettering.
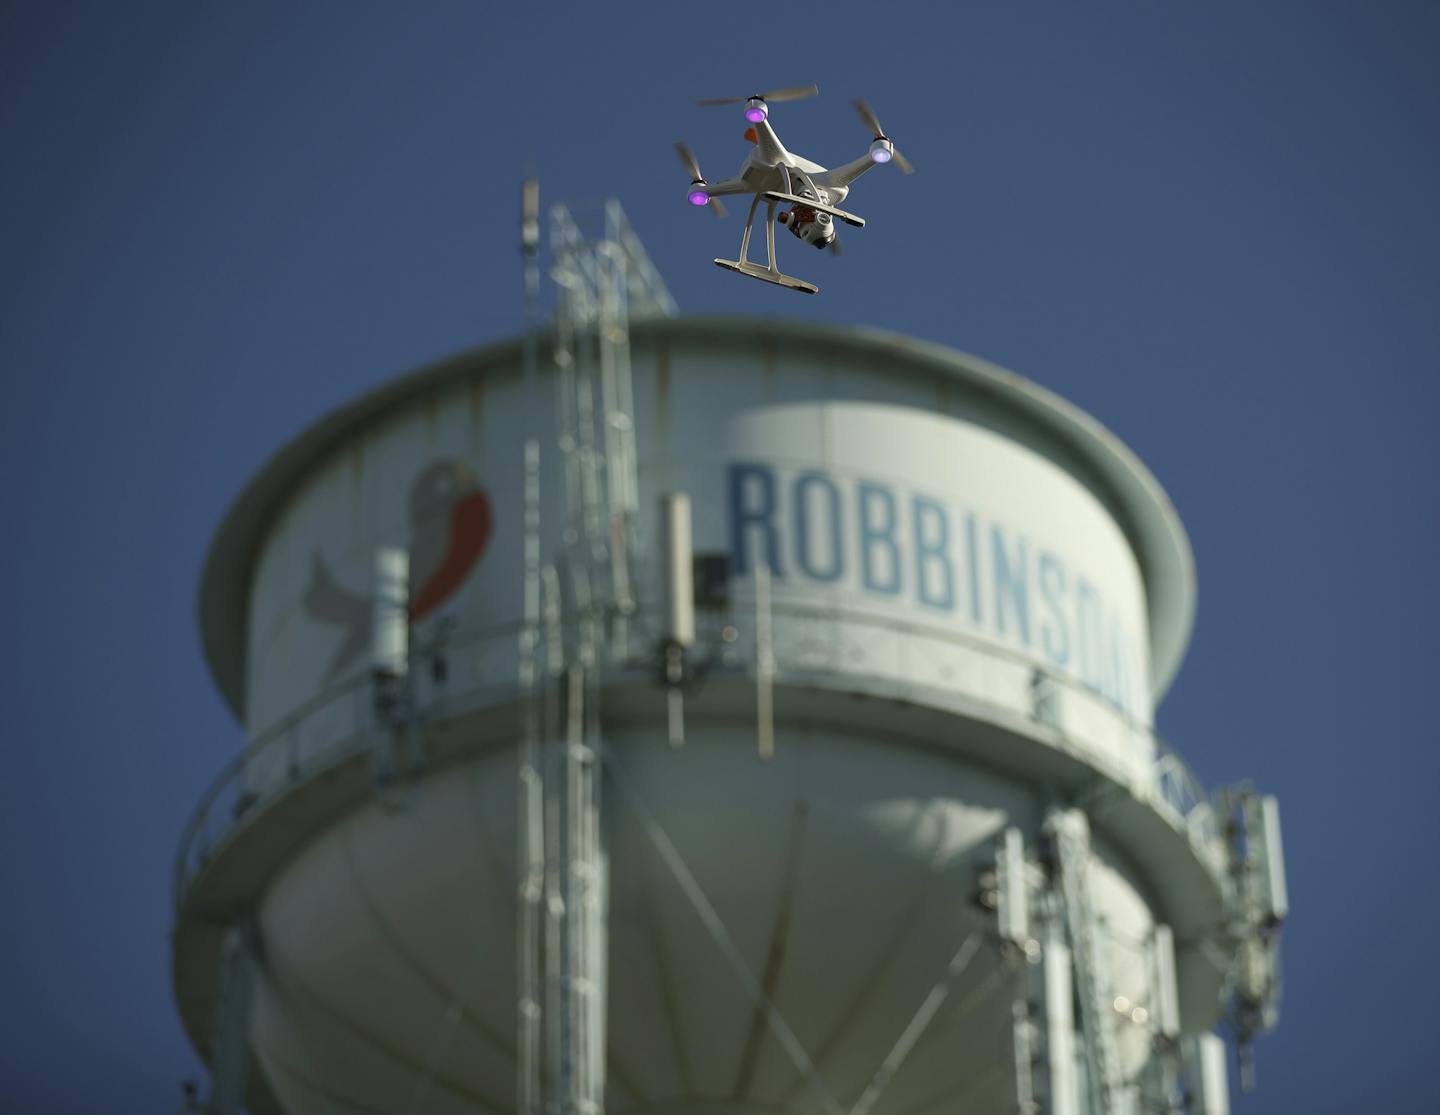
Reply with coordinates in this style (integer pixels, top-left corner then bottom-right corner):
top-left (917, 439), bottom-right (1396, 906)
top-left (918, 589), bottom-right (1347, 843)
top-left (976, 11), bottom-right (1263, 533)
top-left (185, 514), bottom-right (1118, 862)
top-left (1076, 578), bottom-right (1104, 692)
top-left (793, 472), bottom-right (844, 582)
top-left (992, 526), bottom-right (1031, 647)
top-left (964, 511), bottom-right (983, 624)
top-left (857, 482), bottom-right (902, 594)
top-left (1038, 551), bottom-right (1070, 666)
top-left (728, 463), bottom-right (783, 576)
top-left (913, 496), bottom-right (955, 610)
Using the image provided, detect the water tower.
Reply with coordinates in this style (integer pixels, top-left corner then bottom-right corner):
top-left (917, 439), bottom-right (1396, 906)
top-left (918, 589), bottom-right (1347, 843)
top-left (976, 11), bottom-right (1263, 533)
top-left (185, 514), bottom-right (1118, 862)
top-left (172, 199), bottom-right (1286, 1115)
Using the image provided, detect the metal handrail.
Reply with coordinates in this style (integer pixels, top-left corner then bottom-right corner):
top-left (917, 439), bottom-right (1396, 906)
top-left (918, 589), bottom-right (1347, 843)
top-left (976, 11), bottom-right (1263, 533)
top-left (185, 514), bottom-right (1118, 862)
top-left (175, 603), bottom-right (1223, 914)
top-left (173, 620), bottom-right (523, 913)
top-left (705, 599), bottom-right (1221, 855)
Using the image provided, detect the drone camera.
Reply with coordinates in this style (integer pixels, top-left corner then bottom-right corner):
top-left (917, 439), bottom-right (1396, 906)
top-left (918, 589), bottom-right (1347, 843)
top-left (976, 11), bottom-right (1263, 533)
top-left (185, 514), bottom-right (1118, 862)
top-left (780, 207), bottom-right (833, 249)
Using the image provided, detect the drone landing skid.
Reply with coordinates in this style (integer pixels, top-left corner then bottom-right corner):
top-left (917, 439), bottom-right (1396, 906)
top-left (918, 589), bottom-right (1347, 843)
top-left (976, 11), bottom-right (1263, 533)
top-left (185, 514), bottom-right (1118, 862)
top-left (713, 258), bottom-right (818, 294)
top-left (715, 193), bottom-right (820, 294)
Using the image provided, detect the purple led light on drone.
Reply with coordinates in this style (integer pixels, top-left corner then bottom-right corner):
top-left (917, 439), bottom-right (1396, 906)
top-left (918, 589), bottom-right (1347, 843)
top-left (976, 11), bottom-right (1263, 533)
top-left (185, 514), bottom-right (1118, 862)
top-left (745, 106), bottom-right (767, 123)
top-left (688, 189), bottom-right (710, 206)
top-left (870, 146), bottom-right (892, 164)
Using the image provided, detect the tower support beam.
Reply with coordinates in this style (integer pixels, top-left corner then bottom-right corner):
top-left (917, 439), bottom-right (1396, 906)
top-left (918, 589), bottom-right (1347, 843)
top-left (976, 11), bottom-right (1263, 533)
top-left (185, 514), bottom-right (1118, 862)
top-left (206, 922), bottom-right (257, 1115)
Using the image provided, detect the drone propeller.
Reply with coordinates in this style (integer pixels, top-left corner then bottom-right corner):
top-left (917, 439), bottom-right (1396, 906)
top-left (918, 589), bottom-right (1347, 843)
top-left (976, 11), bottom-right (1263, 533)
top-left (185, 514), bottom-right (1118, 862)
top-left (853, 98), bottom-right (915, 174)
top-left (674, 140), bottom-right (704, 180)
top-left (696, 84), bottom-right (819, 107)
top-left (675, 141), bottom-right (728, 217)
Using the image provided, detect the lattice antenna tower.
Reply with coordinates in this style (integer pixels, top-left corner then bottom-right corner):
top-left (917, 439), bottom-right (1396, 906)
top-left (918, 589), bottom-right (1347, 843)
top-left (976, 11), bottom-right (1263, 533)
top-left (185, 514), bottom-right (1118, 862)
top-left (516, 185), bottom-right (676, 1115)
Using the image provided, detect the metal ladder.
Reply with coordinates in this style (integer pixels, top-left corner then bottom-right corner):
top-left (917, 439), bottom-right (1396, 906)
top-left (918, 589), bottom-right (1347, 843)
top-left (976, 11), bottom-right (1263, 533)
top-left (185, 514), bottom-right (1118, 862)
top-left (1051, 810), bottom-right (1118, 1115)
top-left (517, 195), bottom-right (675, 1115)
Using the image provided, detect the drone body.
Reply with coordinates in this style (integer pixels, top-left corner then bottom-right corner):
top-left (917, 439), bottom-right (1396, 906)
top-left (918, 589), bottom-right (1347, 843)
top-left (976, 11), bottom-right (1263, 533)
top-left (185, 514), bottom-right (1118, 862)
top-left (678, 85), bottom-right (913, 294)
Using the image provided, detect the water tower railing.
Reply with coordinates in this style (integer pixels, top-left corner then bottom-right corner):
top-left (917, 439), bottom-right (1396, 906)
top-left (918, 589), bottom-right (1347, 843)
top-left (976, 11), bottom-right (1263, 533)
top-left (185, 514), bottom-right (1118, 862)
top-left (175, 610), bottom-right (1224, 914)
top-left (173, 622), bottom-right (524, 913)
top-left (699, 599), bottom-right (1223, 868)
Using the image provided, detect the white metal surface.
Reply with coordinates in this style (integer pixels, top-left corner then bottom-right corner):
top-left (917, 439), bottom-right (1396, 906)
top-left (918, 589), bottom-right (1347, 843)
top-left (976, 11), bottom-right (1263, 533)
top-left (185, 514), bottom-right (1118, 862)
top-left (720, 400), bottom-right (1154, 779)
top-left (996, 826), bottom-right (1029, 949)
top-left (1184, 1034), bottom-right (1230, 1115)
top-left (236, 383), bottom-right (1158, 794)
top-left (251, 728), bottom-right (1057, 1112)
top-left (1254, 795), bottom-right (1289, 924)
top-left (198, 318), bottom-right (1197, 718)
top-left (660, 492), bottom-right (695, 649)
top-left (1152, 924), bottom-right (1181, 1041)
top-left (370, 547), bottom-right (409, 678)
top-left (1039, 937), bottom-right (1079, 1115)
top-left (177, 313), bottom-right (1247, 1115)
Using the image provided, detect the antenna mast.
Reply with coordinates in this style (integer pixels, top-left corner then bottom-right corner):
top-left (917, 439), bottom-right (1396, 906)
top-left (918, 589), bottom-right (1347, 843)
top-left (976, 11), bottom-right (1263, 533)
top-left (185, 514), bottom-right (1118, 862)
top-left (516, 188), bottom-right (676, 1115)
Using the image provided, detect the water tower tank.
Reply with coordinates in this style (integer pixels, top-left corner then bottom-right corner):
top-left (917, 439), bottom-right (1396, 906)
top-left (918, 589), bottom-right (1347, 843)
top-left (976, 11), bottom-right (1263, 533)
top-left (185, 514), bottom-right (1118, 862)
top-left (174, 314), bottom-right (1281, 1115)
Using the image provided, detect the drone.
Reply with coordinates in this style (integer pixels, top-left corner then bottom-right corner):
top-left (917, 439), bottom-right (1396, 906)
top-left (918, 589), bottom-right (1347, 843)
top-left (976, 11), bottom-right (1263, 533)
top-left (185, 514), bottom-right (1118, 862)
top-left (677, 84), bottom-right (912, 294)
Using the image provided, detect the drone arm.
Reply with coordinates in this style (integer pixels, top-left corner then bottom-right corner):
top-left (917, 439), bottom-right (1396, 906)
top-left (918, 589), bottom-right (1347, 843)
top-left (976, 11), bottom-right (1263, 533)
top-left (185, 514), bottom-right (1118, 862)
top-left (702, 176), bottom-right (754, 197)
top-left (814, 153), bottom-right (879, 193)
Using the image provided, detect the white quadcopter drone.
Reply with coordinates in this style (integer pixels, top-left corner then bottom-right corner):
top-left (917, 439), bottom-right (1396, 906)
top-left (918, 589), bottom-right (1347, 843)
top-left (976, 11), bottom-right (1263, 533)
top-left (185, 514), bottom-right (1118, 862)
top-left (677, 84), bottom-right (913, 294)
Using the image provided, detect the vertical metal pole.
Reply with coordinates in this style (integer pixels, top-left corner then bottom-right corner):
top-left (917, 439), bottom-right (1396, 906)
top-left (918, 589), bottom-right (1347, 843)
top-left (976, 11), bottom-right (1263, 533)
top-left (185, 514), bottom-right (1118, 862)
top-left (522, 178), bottom-right (541, 394)
top-left (550, 204), bottom-right (584, 1115)
top-left (534, 197), bottom-right (668, 1115)
top-left (1142, 923), bottom-right (1184, 1113)
top-left (661, 492), bottom-right (694, 748)
top-left (1050, 808), bottom-right (1116, 1115)
top-left (754, 562), bottom-right (775, 761)
top-left (1183, 1034), bottom-right (1231, 1115)
top-left (552, 209), bottom-right (582, 560)
top-left (998, 828), bottom-right (1040, 1114)
top-left (569, 660), bottom-right (604, 1115)
top-left (516, 196), bottom-right (677, 1115)
top-left (572, 537), bottom-right (606, 1115)
top-left (544, 694), bottom-right (566, 1110)
top-left (606, 204), bottom-right (641, 517)
top-left (1152, 925), bottom-right (1180, 1042)
top-left (518, 440), bottom-right (544, 1115)
top-left (517, 177), bottom-right (545, 1115)
top-left (596, 208), bottom-right (633, 657)
top-left (577, 346), bottom-right (606, 582)
top-left (1011, 993), bottom-right (1039, 1115)
top-left (1040, 932), bottom-right (1080, 1115)
top-left (997, 827), bottom-right (1030, 948)
top-left (370, 547), bottom-right (412, 791)
top-left (548, 201), bottom-right (614, 1115)
top-left (207, 924), bottom-right (257, 1115)
top-left (541, 564), bottom-right (566, 1114)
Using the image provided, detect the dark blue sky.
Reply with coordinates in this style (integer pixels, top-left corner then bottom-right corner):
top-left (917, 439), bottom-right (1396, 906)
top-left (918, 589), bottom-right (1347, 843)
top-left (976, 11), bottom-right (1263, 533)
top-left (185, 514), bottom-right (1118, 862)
top-left (3, 2), bottom-right (1437, 1111)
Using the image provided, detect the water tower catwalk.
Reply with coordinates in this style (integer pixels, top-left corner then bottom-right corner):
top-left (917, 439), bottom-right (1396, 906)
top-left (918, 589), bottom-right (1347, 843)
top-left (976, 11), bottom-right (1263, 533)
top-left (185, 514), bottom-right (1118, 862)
top-left (172, 198), bottom-right (1286, 1115)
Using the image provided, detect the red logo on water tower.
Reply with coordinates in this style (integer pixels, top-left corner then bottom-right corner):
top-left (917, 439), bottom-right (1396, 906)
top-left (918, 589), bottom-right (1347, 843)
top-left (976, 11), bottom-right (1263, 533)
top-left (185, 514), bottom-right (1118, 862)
top-left (304, 459), bottom-right (493, 678)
